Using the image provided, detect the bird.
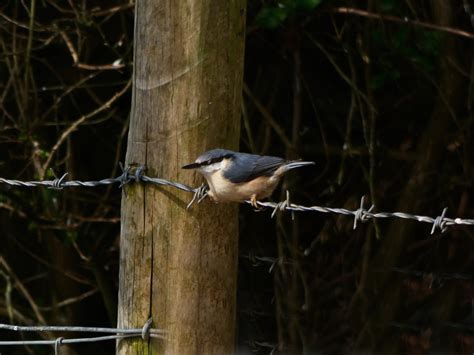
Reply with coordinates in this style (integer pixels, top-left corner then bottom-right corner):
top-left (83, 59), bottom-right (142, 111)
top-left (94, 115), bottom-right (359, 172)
top-left (182, 149), bottom-right (315, 208)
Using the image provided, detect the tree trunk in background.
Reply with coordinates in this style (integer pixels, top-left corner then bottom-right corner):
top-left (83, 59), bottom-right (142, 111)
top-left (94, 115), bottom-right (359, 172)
top-left (117, 1), bottom-right (245, 354)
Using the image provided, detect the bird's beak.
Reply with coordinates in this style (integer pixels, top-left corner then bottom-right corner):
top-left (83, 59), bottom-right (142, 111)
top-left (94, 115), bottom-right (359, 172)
top-left (181, 162), bottom-right (201, 169)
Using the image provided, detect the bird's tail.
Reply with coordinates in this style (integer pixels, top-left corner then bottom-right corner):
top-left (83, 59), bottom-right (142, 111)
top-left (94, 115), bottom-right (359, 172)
top-left (282, 160), bottom-right (315, 172)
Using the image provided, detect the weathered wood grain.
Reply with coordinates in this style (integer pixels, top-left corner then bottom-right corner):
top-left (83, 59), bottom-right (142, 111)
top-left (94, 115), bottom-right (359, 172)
top-left (117, 1), bottom-right (246, 354)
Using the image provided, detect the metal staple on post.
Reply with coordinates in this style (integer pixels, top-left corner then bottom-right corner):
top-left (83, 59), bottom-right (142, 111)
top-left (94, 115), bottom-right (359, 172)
top-left (54, 337), bottom-right (64, 355)
top-left (141, 317), bottom-right (153, 341)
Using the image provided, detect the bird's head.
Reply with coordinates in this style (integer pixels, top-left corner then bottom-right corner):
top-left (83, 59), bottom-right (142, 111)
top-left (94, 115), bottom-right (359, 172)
top-left (182, 149), bottom-right (234, 176)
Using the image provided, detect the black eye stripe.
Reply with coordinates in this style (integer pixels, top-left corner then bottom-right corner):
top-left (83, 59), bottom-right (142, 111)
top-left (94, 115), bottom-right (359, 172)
top-left (200, 155), bottom-right (232, 166)
top-left (199, 159), bottom-right (214, 166)
top-left (208, 158), bottom-right (221, 165)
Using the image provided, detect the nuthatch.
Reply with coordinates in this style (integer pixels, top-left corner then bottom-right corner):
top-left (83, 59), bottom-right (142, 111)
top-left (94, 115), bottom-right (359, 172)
top-left (182, 149), bottom-right (315, 207)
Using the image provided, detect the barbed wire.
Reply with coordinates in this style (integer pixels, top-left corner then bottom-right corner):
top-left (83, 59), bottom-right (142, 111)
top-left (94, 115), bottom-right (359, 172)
top-left (243, 321), bottom-right (474, 355)
top-left (0, 318), bottom-right (164, 353)
top-left (1, 166), bottom-right (474, 234)
top-left (240, 254), bottom-right (474, 283)
top-left (248, 340), bottom-right (278, 354)
top-left (386, 320), bottom-right (474, 333)
top-left (384, 267), bottom-right (473, 282)
top-left (2, 167), bottom-right (472, 353)
top-left (240, 254), bottom-right (293, 273)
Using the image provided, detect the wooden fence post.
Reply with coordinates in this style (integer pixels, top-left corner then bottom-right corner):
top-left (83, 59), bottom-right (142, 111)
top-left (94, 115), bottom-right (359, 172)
top-left (117, 1), bottom-right (246, 354)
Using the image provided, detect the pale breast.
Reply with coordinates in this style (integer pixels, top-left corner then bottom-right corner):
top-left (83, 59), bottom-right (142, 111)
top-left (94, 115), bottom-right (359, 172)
top-left (206, 172), bottom-right (279, 202)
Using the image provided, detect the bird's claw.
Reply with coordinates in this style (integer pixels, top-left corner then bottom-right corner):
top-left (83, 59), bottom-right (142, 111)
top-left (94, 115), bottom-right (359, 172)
top-left (250, 194), bottom-right (263, 211)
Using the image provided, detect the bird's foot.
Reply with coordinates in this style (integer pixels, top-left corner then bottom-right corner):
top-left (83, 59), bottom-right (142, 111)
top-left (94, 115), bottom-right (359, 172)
top-left (250, 194), bottom-right (263, 211)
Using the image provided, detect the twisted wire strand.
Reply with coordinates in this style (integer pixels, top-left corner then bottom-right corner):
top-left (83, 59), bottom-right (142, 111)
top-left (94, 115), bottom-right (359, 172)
top-left (1, 168), bottom-right (474, 234)
top-left (0, 319), bottom-right (165, 347)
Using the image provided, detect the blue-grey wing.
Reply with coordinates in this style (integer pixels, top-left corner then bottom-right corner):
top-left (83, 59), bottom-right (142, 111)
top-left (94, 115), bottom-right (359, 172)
top-left (223, 153), bottom-right (285, 183)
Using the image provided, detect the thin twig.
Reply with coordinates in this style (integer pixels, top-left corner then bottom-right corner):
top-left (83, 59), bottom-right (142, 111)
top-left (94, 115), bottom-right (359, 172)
top-left (60, 31), bottom-right (126, 70)
top-left (243, 84), bottom-right (293, 149)
top-left (329, 7), bottom-right (474, 40)
top-left (40, 80), bottom-right (131, 177)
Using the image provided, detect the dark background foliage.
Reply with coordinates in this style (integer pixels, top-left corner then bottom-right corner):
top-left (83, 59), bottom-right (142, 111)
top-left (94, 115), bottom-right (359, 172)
top-left (1, 0), bottom-right (474, 353)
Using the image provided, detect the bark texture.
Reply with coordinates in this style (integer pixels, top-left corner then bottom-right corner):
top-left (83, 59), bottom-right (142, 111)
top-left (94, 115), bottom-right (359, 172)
top-left (117, 1), bottom-right (246, 354)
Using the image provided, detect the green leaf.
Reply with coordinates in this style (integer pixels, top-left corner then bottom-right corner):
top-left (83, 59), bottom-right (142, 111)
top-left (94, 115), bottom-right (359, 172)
top-left (256, 6), bottom-right (289, 29)
top-left (256, 0), bottom-right (323, 29)
top-left (295, 0), bottom-right (322, 10)
top-left (27, 222), bottom-right (38, 232)
top-left (370, 70), bottom-right (400, 89)
top-left (66, 230), bottom-right (78, 243)
top-left (379, 0), bottom-right (396, 12)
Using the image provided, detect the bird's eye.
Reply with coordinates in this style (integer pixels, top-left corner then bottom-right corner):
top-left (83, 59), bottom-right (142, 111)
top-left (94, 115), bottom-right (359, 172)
top-left (200, 157), bottom-right (224, 166)
top-left (210, 157), bottom-right (224, 164)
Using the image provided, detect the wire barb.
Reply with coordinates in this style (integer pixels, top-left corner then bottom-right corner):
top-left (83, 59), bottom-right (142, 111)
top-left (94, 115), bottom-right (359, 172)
top-left (117, 163), bottom-right (132, 188)
top-left (353, 196), bottom-right (375, 229)
top-left (49, 172), bottom-right (69, 190)
top-left (268, 257), bottom-right (281, 274)
top-left (271, 190), bottom-right (294, 220)
top-left (186, 184), bottom-right (209, 210)
top-left (250, 340), bottom-right (278, 354)
top-left (431, 207), bottom-right (448, 234)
